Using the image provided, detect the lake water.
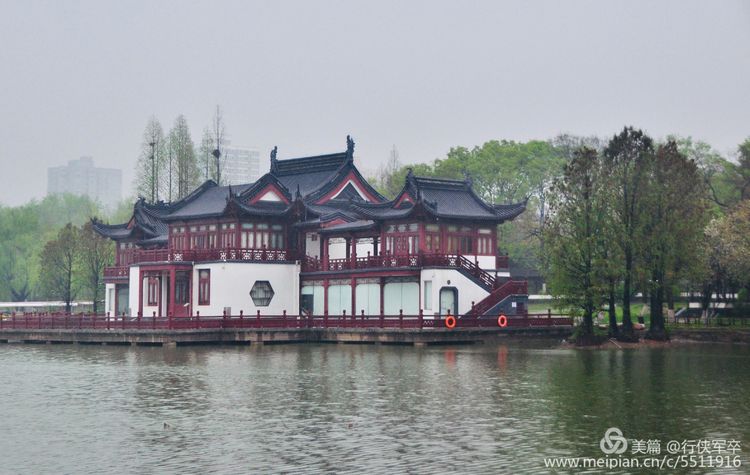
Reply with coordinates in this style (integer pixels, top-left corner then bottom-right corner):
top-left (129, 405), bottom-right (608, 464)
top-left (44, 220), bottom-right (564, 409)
top-left (0, 341), bottom-right (748, 474)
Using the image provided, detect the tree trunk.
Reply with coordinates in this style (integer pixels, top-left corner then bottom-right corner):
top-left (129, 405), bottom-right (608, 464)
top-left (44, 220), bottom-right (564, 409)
top-left (620, 248), bottom-right (636, 341)
top-left (647, 270), bottom-right (668, 340)
top-left (608, 279), bottom-right (618, 337)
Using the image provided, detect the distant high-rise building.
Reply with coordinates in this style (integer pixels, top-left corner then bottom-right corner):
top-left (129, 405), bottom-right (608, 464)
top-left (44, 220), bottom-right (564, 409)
top-left (222, 145), bottom-right (260, 185)
top-left (47, 156), bottom-right (122, 211)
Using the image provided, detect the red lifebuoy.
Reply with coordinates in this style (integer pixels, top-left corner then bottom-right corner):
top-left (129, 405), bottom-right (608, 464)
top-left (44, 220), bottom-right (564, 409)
top-left (498, 314), bottom-right (508, 327)
top-left (445, 315), bottom-right (457, 329)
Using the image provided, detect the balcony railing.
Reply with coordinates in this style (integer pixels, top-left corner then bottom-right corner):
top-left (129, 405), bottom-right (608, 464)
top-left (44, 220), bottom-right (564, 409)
top-left (103, 266), bottom-right (129, 279)
top-left (302, 252), bottom-right (500, 286)
top-left (113, 247), bottom-right (299, 268)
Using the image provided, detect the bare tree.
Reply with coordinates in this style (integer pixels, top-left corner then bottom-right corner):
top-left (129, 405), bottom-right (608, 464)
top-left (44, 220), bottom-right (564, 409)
top-left (168, 115), bottom-right (199, 199)
top-left (134, 116), bottom-right (166, 202)
top-left (39, 224), bottom-right (80, 313)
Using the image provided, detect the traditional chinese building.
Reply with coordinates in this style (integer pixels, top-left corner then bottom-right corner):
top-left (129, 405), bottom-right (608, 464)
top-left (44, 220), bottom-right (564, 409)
top-left (95, 137), bottom-right (528, 319)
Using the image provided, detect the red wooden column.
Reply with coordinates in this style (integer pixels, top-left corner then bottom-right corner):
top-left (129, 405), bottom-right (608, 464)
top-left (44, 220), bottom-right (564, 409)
top-left (137, 268), bottom-right (144, 317)
top-left (418, 223), bottom-right (426, 254)
top-left (351, 276), bottom-right (356, 316)
top-left (350, 237), bottom-right (357, 268)
top-left (169, 267), bottom-right (176, 317)
top-left (321, 237), bottom-right (329, 270)
top-left (379, 277), bottom-right (385, 316)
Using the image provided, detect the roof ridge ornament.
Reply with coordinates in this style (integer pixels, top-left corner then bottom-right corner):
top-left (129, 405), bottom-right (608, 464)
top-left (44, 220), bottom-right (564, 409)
top-left (270, 146), bottom-right (278, 173)
top-left (346, 135), bottom-right (355, 162)
top-left (295, 184), bottom-right (302, 200)
top-left (463, 171), bottom-right (473, 187)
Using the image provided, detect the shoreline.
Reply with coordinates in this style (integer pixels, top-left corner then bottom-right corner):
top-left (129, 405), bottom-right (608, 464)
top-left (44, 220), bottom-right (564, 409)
top-left (566, 327), bottom-right (750, 349)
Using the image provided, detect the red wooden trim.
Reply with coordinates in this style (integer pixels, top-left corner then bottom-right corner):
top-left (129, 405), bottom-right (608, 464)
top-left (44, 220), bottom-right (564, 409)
top-left (198, 269), bottom-right (211, 306)
top-left (137, 268), bottom-right (144, 317)
top-left (169, 268), bottom-right (176, 317)
top-left (248, 183), bottom-right (291, 205)
top-left (320, 218), bottom-right (348, 229)
top-left (394, 192), bottom-right (414, 208)
top-left (314, 171), bottom-right (380, 204)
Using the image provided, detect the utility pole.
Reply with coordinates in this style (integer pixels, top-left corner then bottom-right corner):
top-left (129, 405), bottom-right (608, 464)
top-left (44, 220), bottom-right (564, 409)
top-left (212, 147), bottom-right (221, 185)
top-left (149, 141), bottom-right (156, 202)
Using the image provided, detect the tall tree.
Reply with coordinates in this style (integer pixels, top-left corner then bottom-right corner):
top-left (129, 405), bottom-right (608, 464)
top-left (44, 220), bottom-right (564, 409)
top-left (168, 114), bottom-right (199, 200)
top-left (672, 136), bottom-right (736, 211)
top-left (198, 127), bottom-right (214, 182)
top-left (134, 116), bottom-right (166, 202)
top-left (39, 224), bottom-right (80, 313)
top-left (735, 137), bottom-right (750, 201)
top-left (602, 127), bottom-right (654, 341)
top-left (78, 222), bottom-right (114, 314)
top-left (545, 147), bottom-right (608, 342)
top-left (641, 141), bottom-right (708, 339)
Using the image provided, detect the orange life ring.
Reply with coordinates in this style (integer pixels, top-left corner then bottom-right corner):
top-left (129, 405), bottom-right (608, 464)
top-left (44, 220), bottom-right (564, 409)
top-left (445, 315), bottom-right (457, 329)
top-left (497, 314), bottom-right (508, 327)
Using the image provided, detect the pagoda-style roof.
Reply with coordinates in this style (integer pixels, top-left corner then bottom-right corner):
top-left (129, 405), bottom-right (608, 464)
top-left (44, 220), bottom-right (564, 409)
top-left (99, 137), bottom-right (526, 244)
top-left (349, 172), bottom-right (526, 223)
top-left (163, 181), bottom-right (254, 221)
top-left (92, 198), bottom-right (173, 245)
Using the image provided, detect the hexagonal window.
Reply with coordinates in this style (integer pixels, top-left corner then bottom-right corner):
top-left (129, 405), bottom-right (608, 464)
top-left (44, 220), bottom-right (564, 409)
top-left (250, 280), bottom-right (274, 306)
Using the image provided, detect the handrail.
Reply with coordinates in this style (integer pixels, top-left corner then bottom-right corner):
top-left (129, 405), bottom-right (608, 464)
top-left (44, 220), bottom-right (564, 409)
top-left (465, 280), bottom-right (528, 317)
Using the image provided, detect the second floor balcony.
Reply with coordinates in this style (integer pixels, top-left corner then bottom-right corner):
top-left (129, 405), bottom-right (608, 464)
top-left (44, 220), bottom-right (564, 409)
top-left (113, 247), bottom-right (300, 268)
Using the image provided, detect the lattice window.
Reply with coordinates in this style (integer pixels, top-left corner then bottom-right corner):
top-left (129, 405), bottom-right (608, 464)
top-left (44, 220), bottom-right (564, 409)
top-left (250, 280), bottom-right (274, 307)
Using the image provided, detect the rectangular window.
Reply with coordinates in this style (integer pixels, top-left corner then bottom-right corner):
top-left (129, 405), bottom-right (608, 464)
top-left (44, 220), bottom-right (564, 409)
top-left (198, 269), bottom-right (210, 305)
top-left (424, 280), bottom-right (432, 311)
top-left (147, 277), bottom-right (159, 306)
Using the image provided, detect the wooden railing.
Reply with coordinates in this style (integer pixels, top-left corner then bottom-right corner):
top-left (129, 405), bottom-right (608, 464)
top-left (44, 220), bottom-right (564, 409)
top-left (113, 247), bottom-right (299, 268)
top-left (169, 248), bottom-right (298, 263)
top-left (0, 311), bottom-right (572, 330)
top-left (103, 266), bottom-right (129, 279)
top-left (302, 252), bottom-right (500, 284)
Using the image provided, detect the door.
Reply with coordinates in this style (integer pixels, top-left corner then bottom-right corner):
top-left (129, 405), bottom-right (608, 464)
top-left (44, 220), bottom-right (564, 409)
top-left (439, 287), bottom-right (458, 316)
top-left (173, 271), bottom-right (191, 317)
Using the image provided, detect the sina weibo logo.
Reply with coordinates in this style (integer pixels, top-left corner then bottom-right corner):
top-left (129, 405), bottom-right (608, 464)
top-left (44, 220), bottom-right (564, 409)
top-left (600, 427), bottom-right (628, 455)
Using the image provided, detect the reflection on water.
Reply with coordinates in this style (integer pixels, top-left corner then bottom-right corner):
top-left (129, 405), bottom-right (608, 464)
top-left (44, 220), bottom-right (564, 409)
top-left (0, 342), bottom-right (748, 473)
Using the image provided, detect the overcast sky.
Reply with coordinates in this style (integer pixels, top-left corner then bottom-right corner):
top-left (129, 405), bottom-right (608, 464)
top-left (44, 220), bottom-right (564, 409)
top-left (0, 0), bottom-right (748, 206)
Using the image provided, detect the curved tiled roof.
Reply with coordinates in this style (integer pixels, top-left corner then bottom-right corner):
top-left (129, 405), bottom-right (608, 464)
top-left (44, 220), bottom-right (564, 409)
top-left (351, 174), bottom-right (526, 222)
top-left (97, 138), bottom-right (526, 246)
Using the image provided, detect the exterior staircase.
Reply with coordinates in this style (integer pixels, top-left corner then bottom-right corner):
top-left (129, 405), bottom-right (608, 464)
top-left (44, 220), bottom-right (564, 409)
top-left (433, 254), bottom-right (528, 318)
top-left (463, 279), bottom-right (528, 317)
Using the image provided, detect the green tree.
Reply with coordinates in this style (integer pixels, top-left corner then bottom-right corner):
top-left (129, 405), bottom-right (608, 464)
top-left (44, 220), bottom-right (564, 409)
top-left (78, 221), bottom-right (114, 314)
top-left (39, 223), bottom-right (80, 313)
top-left (603, 126), bottom-right (654, 341)
top-left (672, 136), bottom-right (737, 211)
top-left (641, 141), bottom-right (708, 339)
top-left (545, 147), bottom-right (608, 342)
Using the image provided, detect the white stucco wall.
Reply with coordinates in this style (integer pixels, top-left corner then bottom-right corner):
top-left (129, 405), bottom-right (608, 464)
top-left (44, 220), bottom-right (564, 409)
top-left (327, 237), bottom-right (377, 260)
top-left (105, 283), bottom-right (115, 315)
top-left (420, 268), bottom-right (490, 316)
top-left (192, 262), bottom-right (300, 316)
top-left (305, 233), bottom-right (321, 258)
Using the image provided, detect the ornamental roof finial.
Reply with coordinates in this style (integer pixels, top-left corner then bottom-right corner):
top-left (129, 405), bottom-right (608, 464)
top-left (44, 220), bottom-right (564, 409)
top-left (463, 171), bottom-right (473, 187)
top-left (295, 184), bottom-right (302, 199)
top-left (346, 135), bottom-right (355, 161)
top-left (270, 146), bottom-right (278, 173)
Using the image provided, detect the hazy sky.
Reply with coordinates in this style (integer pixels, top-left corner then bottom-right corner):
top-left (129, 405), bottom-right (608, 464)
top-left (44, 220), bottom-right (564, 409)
top-left (0, 0), bottom-right (748, 206)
